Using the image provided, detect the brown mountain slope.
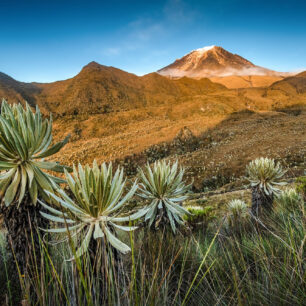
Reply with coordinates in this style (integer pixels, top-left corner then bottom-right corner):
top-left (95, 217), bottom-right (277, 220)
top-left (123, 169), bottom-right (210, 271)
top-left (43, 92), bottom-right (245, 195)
top-left (50, 105), bottom-right (305, 192)
top-left (34, 62), bottom-right (146, 115)
top-left (0, 63), bottom-right (305, 183)
top-left (209, 75), bottom-right (284, 89)
top-left (158, 46), bottom-right (283, 78)
top-left (49, 80), bottom-right (306, 168)
top-left (176, 108), bottom-right (306, 189)
top-left (0, 72), bottom-right (40, 106)
top-left (269, 70), bottom-right (306, 94)
top-left (0, 62), bottom-right (225, 116)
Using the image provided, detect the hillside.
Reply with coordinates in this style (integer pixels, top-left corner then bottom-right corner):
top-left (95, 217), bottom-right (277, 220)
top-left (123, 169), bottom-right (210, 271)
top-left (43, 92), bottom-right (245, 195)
top-left (0, 64), bottom-right (305, 190)
top-left (269, 70), bottom-right (306, 93)
top-left (0, 72), bottom-right (40, 106)
top-left (209, 75), bottom-right (284, 88)
top-left (0, 62), bottom-right (225, 116)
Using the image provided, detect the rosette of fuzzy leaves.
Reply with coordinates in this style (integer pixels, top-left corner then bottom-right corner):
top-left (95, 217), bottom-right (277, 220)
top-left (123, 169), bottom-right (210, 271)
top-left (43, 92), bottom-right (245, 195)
top-left (246, 157), bottom-right (286, 196)
top-left (137, 160), bottom-right (192, 233)
top-left (0, 100), bottom-right (70, 206)
top-left (40, 161), bottom-right (144, 258)
top-left (276, 188), bottom-right (304, 213)
top-left (226, 199), bottom-right (250, 233)
top-left (227, 199), bottom-right (248, 217)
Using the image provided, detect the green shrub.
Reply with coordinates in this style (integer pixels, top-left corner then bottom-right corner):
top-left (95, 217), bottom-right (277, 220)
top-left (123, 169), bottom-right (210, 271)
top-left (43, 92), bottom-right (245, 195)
top-left (184, 205), bottom-right (215, 231)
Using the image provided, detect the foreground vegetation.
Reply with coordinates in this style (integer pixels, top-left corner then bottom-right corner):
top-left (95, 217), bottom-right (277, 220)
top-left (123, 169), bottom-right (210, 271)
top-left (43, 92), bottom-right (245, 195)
top-left (0, 180), bottom-right (305, 305)
top-left (0, 101), bottom-right (305, 305)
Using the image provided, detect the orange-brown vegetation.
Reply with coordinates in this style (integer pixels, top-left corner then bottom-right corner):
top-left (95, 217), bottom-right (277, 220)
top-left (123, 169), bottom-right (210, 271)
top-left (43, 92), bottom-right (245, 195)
top-left (0, 62), bottom-right (305, 192)
top-left (209, 75), bottom-right (284, 88)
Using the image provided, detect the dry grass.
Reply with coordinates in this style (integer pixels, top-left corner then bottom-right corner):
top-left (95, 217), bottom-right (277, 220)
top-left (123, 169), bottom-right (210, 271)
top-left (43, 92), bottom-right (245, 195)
top-left (209, 75), bottom-right (284, 88)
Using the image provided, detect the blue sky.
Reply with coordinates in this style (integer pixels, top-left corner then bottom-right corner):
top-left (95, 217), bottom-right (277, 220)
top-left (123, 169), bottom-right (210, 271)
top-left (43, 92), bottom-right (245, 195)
top-left (1, 0), bottom-right (305, 82)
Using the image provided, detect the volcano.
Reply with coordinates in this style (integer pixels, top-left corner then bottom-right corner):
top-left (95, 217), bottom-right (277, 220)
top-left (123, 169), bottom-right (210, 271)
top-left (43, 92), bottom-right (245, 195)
top-left (158, 45), bottom-right (285, 78)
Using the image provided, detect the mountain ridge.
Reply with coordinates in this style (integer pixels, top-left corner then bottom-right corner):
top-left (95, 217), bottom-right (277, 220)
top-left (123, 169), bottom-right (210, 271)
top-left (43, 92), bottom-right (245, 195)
top-left (0, 56), bottom-right (304, 118)
top-left (0, 62), bottom-right (226, 116)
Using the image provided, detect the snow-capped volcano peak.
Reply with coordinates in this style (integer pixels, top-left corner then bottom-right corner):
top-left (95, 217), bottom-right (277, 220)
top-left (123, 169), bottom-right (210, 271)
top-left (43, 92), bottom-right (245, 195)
top-left (194, 45), bottom-right (215, 53)
top-left (158, 46), bottom-right (280, 78)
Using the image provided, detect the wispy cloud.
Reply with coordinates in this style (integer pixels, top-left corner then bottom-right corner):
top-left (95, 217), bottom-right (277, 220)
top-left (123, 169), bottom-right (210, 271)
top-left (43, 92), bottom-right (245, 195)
top-left (103, 47), bottom-right (121, 56)
top-left (101, 18), bottom-right (165, 56)
top-left (101, 0), bottom-right (199, 57)
top-left (163, 0), bottom-right (198, 23)
top-left (128, 18), bottom-right (164, 42)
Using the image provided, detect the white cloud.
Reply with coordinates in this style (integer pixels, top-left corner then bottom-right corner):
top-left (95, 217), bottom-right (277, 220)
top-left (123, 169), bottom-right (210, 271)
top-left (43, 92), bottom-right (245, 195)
top-left (128, 18), bottom-right (164, 42)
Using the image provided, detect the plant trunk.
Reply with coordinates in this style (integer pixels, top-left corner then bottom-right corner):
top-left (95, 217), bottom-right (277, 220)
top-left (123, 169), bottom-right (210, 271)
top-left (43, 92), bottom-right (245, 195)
top-left (86, 233), bottom-right (124, 304)
top-left (151, 206), bottom-right (175, 232)
top-left (0, 193), bottom-right (48, 273)
top-left (251, 187), bottom-right (274, 216)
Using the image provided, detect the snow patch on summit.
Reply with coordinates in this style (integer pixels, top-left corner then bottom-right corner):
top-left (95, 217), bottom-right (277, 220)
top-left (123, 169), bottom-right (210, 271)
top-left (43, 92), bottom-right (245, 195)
top-left (194, 45), bottom-right (215, 53)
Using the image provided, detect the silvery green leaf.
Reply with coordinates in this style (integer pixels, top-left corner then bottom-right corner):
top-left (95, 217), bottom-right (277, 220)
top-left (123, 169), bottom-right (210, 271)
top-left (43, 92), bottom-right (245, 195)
top-left (40, 211), bottom-right (75, 224)
top-left (93, 223), bottom-right (104, 239)
top-left (70, 225), bottom-right (94, 260)
top-left (41, 224), bottom-right (83, 233)
top-left (104, 226), bottom-right (131, 254)
top-left (113, 206), bottom-right (150, 222)
top-left (4, 168), bottom-right (20, 206)
top-left (109, 222), bottom-right (138, 232)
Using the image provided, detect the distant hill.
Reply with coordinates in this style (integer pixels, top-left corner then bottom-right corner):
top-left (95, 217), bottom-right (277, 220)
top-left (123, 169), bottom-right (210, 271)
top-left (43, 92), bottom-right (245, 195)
top-left (0, 62), bottom-right (226, 116)
top-left (0, 72), bottom-right (40, 106)
top-left (269, 70), bottom-right (306, 93)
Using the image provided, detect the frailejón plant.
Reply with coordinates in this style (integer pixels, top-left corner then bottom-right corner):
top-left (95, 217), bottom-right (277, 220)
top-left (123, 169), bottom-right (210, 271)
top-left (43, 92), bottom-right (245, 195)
top-left (227, 199), bottom-right (248, 217)
top-left (276, 188), bottom-right (303, 213)
top-left (0, 100), bottom-right (69, 269)
top-left (40, 161), bottom-right (144, 259)
top-left (246, 157), bottom-right (286, 215)
top-left (0, 100), bottom-right (69, 206)
top-left (137, 160), bottom-right (191, 233)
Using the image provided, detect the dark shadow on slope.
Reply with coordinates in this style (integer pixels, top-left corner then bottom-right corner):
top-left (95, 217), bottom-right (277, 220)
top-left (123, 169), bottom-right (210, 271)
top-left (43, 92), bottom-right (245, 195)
top-left (112, 109), bottom-right (258, 175)
top-left (113, 105), bottom-right (305, 191)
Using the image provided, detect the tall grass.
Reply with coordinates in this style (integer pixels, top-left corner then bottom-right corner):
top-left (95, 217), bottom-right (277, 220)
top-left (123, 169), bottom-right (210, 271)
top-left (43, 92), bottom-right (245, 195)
top-left (0, 191), bottom-right (305, 305)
